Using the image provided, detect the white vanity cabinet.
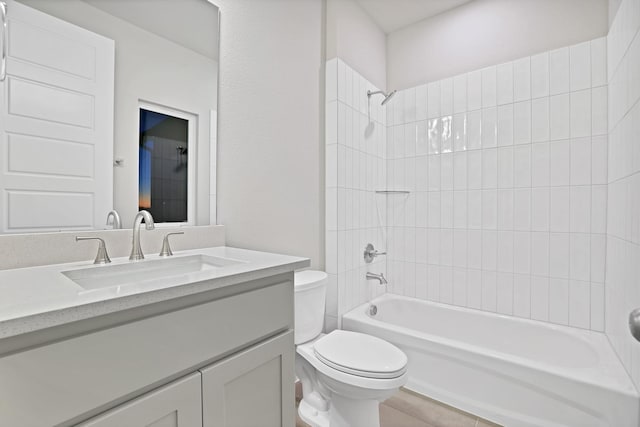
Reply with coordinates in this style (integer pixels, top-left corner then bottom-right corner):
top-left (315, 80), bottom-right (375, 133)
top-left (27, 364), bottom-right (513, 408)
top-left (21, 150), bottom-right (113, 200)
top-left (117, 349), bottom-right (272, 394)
top-left (0, 268), bottom-right (301, 427)
top-left (78, 373), bottom-right (203, 427)
top-left (77, 331), bottom-right (295, 427)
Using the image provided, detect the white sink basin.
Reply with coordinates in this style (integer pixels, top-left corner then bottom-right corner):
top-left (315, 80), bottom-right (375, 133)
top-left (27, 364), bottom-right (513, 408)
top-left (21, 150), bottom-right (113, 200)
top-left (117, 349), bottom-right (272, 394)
top-left (63, 255), bottom-right (245, 290)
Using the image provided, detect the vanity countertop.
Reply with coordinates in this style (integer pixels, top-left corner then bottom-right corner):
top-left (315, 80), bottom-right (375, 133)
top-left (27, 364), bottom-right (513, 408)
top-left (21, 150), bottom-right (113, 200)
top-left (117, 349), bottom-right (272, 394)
top-left (0, 246), bottom-right (309, 340)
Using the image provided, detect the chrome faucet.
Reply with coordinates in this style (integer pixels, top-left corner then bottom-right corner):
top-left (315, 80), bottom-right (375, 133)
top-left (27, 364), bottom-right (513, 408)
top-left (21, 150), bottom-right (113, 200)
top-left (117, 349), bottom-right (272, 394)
top-left (159, 232), bottom-right (184, 257)
top-left (366, 272), bottom-right (387, 285)
top-left (106, 210), bottom-right (121, 229)
top-left (129, 210), bottom-right (155, 261)
top-left (75, 236), bottom-right (111, 264)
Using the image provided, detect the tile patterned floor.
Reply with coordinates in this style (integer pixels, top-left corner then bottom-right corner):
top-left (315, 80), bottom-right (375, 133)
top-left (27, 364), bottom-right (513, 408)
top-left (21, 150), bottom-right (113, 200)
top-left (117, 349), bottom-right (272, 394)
top-left (295, 385), bottom-right (502, 427)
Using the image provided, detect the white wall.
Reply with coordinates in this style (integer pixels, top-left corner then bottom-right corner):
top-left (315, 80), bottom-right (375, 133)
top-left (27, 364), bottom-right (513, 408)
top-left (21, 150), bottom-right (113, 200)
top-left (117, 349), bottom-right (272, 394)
top-left (387, 0), bottom-right (609, 90)
top-left (215, 0), bottom-right (324, 268)
top-left (606, 0), bottom-right (640, 390)
top-left (20, 0), bottom-right (218, 228)
top-left (326, 0), bottom-right (387, 91)
top-left (609, 0), bottom-right (623, 26)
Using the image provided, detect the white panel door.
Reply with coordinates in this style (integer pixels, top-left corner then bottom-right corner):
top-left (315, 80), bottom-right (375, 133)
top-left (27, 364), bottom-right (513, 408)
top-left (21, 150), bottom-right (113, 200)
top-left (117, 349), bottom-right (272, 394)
top-left (201, 331), bottom-right (296, 427)
top-left (0, 0), bottom-right (114, 232)
top-left (77, 373), bottom-right (202, 427)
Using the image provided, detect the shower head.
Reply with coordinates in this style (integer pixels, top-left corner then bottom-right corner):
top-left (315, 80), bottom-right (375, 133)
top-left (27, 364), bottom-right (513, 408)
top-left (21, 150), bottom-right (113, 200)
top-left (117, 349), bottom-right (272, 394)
top-left (381, 90), bottom-right (397, 105)
top-left (367, 89), bottom-right (397, 106)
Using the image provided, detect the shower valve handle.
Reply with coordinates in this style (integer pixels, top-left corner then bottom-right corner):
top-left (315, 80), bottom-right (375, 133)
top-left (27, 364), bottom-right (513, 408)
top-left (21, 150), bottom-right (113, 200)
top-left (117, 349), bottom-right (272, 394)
top-left (630, 308), bottom-right (640, 342)
top-left (364, 243), bottom-right (386, 263)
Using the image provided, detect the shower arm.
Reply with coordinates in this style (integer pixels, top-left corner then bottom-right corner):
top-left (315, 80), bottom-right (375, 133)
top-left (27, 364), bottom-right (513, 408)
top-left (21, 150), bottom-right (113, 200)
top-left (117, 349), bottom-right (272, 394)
top-left (367, 89), bottom-right (397, 107)
top-left (366, 90), bottom-right (390, 122)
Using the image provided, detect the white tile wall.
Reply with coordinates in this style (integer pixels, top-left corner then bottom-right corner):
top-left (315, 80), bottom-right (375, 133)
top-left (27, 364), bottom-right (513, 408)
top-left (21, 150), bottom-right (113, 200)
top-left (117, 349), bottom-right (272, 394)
top-left (325, 59), bottom-right (387, 331)
top-left (383, 37), bottom-right (608, 332)
top-left (606, 0), bottom-right (640, 390)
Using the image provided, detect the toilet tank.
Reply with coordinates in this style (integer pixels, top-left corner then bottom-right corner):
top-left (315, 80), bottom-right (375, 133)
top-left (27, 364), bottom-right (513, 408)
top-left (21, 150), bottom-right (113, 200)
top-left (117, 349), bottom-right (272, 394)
top-left (294, 270), bottom-right (327, 344)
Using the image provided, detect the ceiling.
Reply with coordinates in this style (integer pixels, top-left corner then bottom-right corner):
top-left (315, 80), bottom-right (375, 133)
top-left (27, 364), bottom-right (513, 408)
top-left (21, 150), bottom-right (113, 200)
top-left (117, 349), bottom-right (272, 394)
top-left (84, 0), bottom-right (219, 60)
top-left (356, 0), bottom-right (474, 33)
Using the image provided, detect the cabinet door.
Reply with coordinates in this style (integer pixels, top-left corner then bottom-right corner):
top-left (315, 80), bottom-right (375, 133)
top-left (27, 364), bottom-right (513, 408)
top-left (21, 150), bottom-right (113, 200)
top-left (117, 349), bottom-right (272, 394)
top-left (77, 373), bottom-right (202, 427)
top-left (201, 331), bottom-right (295, 427)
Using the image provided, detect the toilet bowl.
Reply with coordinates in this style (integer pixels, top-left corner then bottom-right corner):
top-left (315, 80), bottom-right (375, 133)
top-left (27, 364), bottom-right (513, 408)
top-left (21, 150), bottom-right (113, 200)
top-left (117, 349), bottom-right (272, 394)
top-left (294, 270), bottom-right (408, 427)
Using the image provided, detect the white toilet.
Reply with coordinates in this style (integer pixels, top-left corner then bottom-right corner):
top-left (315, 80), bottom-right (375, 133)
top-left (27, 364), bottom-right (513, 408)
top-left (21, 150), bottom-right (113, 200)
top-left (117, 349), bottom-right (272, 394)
top-left (294, 270), bottom-right (408, 427)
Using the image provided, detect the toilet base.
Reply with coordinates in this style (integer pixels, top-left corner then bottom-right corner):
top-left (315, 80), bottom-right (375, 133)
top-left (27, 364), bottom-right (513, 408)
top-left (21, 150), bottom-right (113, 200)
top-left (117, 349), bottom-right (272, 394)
top-left (298, 395), bottom-right (382, 427)
top-left (327, 395), bottom-right (381, 427)
top-left (296, 349), bottom-right (402, 427)
top-left (298, 399), bottom-right (330, 427)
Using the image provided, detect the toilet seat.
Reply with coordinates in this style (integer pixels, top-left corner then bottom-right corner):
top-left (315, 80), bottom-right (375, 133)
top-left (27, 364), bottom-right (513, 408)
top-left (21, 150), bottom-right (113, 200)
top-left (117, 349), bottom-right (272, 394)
top-left (313, 330), bottom-right (407, 379)
top-left (296, 334), bottom-right (409, 391)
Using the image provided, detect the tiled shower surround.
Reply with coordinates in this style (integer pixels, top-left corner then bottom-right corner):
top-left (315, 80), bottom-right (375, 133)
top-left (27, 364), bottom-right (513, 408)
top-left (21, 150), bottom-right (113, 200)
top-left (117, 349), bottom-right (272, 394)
top-left (384, 38), bottom-right (608, 332)
top-left (325, 59), bottom-right (387, 330)
top-left (606, 0), bottom-right (640, 388)
top-left (326, 37), bottom-right (610, 332)
top-left (325, 0), bottom-right (640, 397)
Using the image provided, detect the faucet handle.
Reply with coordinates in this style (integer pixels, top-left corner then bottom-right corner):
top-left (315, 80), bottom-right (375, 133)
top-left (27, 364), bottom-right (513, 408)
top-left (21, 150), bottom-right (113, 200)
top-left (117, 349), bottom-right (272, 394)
top-left (364, 243), bottom-right (387, 263)
top-left (630, 308), bottom-right (640, 342)
top-left (159, 232), bottom-right (184, 257)
top-left (76, 236), bottom-right (111, 264)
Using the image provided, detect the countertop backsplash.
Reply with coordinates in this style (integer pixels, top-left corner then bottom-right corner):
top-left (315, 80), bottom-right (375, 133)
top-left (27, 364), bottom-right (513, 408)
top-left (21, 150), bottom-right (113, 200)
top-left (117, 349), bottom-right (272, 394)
top-left (0, 225), bottom-right (225, 271)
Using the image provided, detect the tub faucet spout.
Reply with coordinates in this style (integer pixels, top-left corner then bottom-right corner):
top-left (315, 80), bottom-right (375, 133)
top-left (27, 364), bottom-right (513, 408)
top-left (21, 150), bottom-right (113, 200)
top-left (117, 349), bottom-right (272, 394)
top-left (366, 272), bottom-right (387, 285)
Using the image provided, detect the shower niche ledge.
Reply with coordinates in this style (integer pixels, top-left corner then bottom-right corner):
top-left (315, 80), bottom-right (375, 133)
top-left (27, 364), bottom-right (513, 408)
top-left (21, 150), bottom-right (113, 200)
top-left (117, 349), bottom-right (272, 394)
top-left (375, 189), bottom-right (411, 194)
top-left (0, 246), bottom-right (309, 427)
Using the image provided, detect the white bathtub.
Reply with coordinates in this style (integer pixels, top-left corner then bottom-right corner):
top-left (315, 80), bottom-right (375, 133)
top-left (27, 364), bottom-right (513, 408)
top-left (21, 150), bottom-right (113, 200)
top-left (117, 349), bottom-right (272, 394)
top-left (342, 294), bottom-right (640, 427)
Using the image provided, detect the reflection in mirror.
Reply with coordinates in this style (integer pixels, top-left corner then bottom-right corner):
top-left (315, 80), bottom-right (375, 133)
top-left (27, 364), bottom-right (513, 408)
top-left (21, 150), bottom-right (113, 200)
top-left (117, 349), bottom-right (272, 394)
top-left (139, 106), bottom-right (194, 225)
top-left (0, 0), bottom-right (219, 232)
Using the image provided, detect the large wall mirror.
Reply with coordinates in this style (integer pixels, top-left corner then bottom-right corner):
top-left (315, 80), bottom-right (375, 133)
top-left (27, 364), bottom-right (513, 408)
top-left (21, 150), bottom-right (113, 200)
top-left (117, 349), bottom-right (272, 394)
top-left (0, 0), bottom-right (219, 232)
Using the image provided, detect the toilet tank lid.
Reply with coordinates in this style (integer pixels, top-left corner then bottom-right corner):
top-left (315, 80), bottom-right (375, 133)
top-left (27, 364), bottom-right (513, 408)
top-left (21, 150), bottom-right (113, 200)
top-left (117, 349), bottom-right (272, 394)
top-left (294, 270), bottom-right (328, 291)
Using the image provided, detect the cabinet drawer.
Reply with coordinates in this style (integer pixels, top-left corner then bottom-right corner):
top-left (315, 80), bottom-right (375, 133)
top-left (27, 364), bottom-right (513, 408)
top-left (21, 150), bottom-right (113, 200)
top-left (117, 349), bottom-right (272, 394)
top-left (0, 278), bottom-right (293, 427)
top-left (77, 373), bottom-right (202, 427)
